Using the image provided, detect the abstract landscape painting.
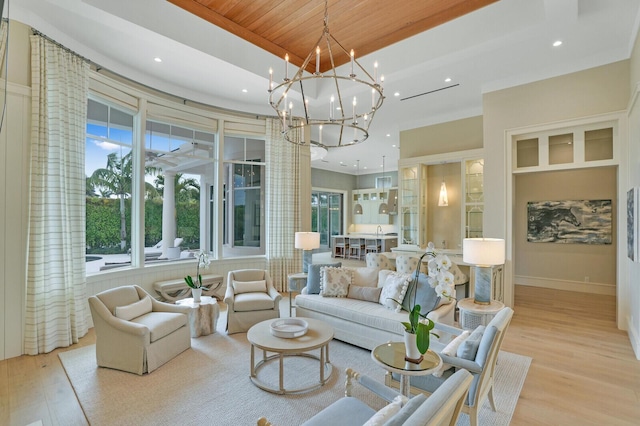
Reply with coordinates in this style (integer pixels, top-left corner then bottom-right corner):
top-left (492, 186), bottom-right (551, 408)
top-left (527, 200), bottom-right (612, 244)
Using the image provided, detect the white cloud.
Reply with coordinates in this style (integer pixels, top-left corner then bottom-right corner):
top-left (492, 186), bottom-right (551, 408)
top-left (93, 139), bottom-right (119, 151)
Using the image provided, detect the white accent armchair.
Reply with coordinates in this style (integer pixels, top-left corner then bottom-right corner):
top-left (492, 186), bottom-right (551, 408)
top-left (224, 269), bottom-right (282, 334)
top-left (88, 285), bottom-right (191, 375)
top-left (258, 367), bottom-right (473, 426)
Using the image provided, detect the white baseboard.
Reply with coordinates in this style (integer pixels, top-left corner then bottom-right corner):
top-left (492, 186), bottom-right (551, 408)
top-left (515, 275), bottom-right (615, 295)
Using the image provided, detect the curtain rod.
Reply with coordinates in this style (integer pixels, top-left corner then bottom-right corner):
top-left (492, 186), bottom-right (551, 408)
top-left (31, 28), bottom-right (90, 63)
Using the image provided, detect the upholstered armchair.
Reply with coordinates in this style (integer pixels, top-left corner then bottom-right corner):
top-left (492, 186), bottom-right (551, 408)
top-left (88, 285), bottom-right (191, 375)
top-left (224, 269), bottom-right (282, 334)
top-left (365, 252), bottom-right (395, 271)
top-left (395, 254), bottom-right (421, 274)
top-left (385, 307), bottom-right (514, 426)
top-left (258, 368), bottom-right (472, 426)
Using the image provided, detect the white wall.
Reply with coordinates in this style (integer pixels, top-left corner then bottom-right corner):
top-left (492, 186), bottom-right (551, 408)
top-left (0, 21), bottom-right (32, 360)
top-left (626, 29), bottom-right (640, 358)
top-left (483, 60), bottom-right (630, 313)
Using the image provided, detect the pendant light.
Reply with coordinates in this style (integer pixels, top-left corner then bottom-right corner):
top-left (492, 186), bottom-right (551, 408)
top-left (354, 160), bottom-right (363, 215)
top-left (378, 155), bottom-right (389, 214)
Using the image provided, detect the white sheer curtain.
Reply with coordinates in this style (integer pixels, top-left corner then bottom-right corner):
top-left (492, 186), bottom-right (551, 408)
top-left (25, 34), bottom-right (90, 355)
top-left (265, 118), bottom-right (303, 291)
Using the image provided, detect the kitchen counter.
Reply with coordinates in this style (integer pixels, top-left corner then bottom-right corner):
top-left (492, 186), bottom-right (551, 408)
top-left (332, 234), bottom-right (398, 253)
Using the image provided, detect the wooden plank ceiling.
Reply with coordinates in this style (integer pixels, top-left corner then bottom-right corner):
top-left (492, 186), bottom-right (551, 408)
top-left (168, 0), bottom-right (499, 73)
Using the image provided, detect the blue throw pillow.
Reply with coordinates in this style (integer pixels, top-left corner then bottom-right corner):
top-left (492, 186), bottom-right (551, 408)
top-left (457, 325), bottom-right (485, 360)
top-left (307, 262), bottom-right (341, 294)
top-left (401, 272), bottom-right (441, 314)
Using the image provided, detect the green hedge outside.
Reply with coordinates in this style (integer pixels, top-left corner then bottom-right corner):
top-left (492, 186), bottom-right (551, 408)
top-left (86, 197), bottom-right (200, 254)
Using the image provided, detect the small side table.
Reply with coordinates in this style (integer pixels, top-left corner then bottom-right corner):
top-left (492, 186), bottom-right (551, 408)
top-left (371, 342), bottom-right (441, 397)
top-left (457, 298), bottom-right (505, 330)
top-left (287, 272), bottom-right (307, 316)
top-left (175, 296), bottom-right (220, 337)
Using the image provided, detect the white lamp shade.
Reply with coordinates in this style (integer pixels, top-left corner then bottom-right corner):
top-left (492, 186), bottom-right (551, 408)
top-left (463, 238), bottom-right (505, 266)
top-left (295, 232), bottom-right (320, 250)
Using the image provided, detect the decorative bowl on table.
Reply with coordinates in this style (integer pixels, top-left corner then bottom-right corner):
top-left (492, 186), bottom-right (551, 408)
top-left (270, 318), bottom-right (308, 338)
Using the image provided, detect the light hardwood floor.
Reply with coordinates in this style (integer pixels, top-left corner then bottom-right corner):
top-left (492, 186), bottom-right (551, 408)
top-left (1, 286), bottom-right (639, 425)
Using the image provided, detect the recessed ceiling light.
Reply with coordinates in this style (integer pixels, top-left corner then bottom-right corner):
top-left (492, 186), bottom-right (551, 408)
top-left (386, 133), bottom-right (391, 137)
top-left (392, 144), bottom-right (397, 148)
top-left (154, 57), bottom-right (162, 63)
top-left (242, 89), bottom-right (248, 93)
top-left (553, 40), bottom-right (563, 47)
top-left (394, 92), bottom-right (400, 97)
top-left (445, 77), bottom-right (452, 82)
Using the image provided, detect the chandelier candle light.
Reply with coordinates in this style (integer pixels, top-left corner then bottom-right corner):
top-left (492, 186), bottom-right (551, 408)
top-left (268, 0), bottom-right (384, 149)
top-left (463, 238), bottom-right (505, 304)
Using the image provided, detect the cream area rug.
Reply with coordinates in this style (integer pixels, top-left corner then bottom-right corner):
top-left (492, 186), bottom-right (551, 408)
top-left (59, 331), bottom-right (530, 426)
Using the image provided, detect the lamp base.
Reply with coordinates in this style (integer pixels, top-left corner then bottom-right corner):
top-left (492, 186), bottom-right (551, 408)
top-left (302, 250), bottom-right (313, 274)
top-left (472, 266), bottom-right (492, 305)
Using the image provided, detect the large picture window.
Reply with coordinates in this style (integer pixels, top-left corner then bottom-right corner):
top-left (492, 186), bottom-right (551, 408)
top-left (85, 98), bottom-right (134, 273)
top-left (223, 136), bottom-right (265, 257)
top-left (85, 97), bottom-right (219, 274)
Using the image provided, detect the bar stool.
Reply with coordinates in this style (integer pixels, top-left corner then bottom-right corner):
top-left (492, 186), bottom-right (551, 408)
top-left (365, 238), bottom-right (381, 255)
top-left (348, 237), bottom-right (364, 260)
top-left (333, 236), bottom-right (348, 258)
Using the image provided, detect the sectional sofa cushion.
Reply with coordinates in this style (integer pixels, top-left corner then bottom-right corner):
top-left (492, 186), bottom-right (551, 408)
top-left (320, 267), bottom-right (352, 297)
top-left (401, 272), bottom-right (445, 315)
top-left (347, 285), bottom-right (382, 303)
top-left (307, 262), bottom-right (342, 294)
top-left (349, 267), bottom-right (379, 287)
top-left (378, 271), bottom-right (411, 312)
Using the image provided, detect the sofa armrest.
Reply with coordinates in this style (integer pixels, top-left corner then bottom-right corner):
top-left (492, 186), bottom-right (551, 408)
top-left (438, 353), bottom-right (483, 374)
top-left (268, 286), bottom-right (282, 302)
top-left (150, 298), bottom-right (191, 314)
top-left (224, 285), bottom-right (235, 308)
top-left (426, 301), bottom-right (455, 326)
top-left (348, 368), bottom-right (403, 403)
top-left (88, 297), bottom-right (149, 337)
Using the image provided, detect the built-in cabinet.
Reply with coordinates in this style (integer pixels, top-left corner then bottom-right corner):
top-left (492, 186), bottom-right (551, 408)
top-left (399, 165), bottom-right (426, 245)
top-left (398, 149), bottom-right (484, 249)
top-left (465, 159), bottom-right (484, 238)
top-left (352, 189), bottom-right (394, 224)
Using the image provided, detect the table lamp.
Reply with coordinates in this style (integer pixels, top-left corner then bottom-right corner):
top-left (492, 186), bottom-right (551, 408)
top-left (295, 232), bottom-right (320, 273)
top-left (463, 238), bottom-right (505, 304)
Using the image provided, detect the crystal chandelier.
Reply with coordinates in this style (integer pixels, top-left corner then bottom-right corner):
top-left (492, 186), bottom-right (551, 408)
top-left (268, 0), bottom-right (384, 149)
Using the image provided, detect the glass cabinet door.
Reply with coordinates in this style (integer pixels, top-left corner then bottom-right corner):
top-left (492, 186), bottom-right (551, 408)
top-left (400, 164), bottom-right (426, 246)
top-left (465, 159), bottom-right (484, 238)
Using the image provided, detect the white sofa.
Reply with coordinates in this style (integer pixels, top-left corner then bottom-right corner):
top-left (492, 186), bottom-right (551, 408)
top-left (295, 265), bottom-right (455, 350)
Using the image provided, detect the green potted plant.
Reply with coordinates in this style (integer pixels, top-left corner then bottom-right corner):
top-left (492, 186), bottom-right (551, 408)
top-left (184, 251), bottom-right (210, 302)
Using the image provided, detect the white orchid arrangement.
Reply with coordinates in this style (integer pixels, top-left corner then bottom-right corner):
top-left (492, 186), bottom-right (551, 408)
top-left (399, 242), bottom-right (456, 354)
top-left (425, 242), bottom-right (456, 301)
top-left (184, 251), bottom-right (211, 289)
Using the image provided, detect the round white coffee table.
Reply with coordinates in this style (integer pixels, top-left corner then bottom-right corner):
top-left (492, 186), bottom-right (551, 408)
top-left (247, 318), bottom-right (334, 394)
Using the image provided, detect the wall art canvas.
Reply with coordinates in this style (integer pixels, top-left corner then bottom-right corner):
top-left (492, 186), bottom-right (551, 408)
top-left (627, 188), bottom-right (638, 262)
top-left (527, 200), bottom-right (612, 244)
